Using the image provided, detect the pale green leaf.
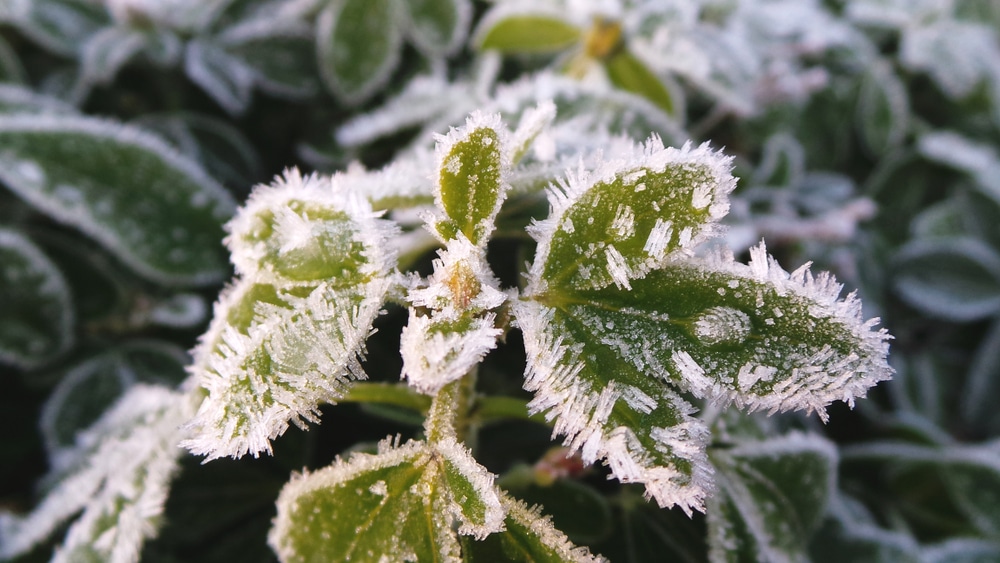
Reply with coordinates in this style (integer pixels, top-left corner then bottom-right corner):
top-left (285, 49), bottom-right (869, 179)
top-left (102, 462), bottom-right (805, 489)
top-left (433, 112), bottom-right (510, 245)
top-left (316, 0), bottom-right (402, 105)
top-left (707, 433), bottom-right (837, 563)
top-left (268, 437), bottom-right (503, 562)
top-left (604, 49), bottom-right (675, 116)
top-left (475, 12), bottom-right (581, 54)
top-left (0, 115), bottom-right (235, 286)
top-left (0, 228), bottom-right (73, 368)
top-left (405, 0), bottom-right (472, 56)
top-left (460, 494), bottom-right (606, 562)
top-left (529, 139), bottom-right (735, 292)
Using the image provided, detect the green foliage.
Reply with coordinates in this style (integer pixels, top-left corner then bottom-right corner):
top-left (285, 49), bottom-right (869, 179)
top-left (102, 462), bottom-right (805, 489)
top-left (3, 1), bottom-right (999, 562)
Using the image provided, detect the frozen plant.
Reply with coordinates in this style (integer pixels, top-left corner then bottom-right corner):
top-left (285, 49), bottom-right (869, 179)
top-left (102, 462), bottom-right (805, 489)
top-left (182, 107), bottom-right (888, 561)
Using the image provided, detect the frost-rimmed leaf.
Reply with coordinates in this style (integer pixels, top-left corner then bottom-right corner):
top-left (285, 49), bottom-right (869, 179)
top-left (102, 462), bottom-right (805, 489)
top-left (0, 35), bottom-right (26, 83)
top-left (185, 170), bottom-right (398, 460)
top-left (6, 0), bottom-right (109, 57)
top-left (605, 49), bottom-right (676, 116)
top-left (707, 433), bottom-right (837, 563)
top-left (404, 0), bottom-right (472, 57)
top-left (78, 27), bottom-right (147, 87)
top-left (40, 341), bottom-right (188, 460)
top-left (856, 60), bottom-right (909, 156)
top-left (961, 319), bottom-right (1000, 433)
top-left (268, 436), bottom-right (503, 562)
top-left (460, 494), bottom-right (607, 562)
top-left (0, 84), bottom-right (76, 114)
top-left (184, 38), bottom-right (256, 115)
top-left (513, 297), bottom-right (714, 513)
top-left (432, 111), bottom-right (511, 245)
top-left (527, 139), bottom-right (736, 293)
top-left (918, 131), bottom-right (1000, 204)
top-left (0, 115), bottom-right (235, 286)
top-left (474, 10), bottom-right (581, 54)
top-left (0, 385), bottom-right (188, 563)
top-left (891, 238), bottom-right (1000, 322)
top-left (0, 228), bottom-right (73, 368)
top-left (316, 0), bottom-right (402, 105)
top-left (218, 18), bottom-right (319, 98)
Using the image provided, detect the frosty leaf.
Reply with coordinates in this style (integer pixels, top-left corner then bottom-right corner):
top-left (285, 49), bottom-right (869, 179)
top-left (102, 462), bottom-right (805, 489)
top-left (0, 35), bottom-right (26, 83)
top-left (186, 170), bottom-right (397, 460)
top-left (184, 38), bottom-right (256, 115)
top-left (961, 319), bottom-right (1000, 433)
top-left (856, 61), bottom-right (909, 156)
top-left (891, 238), bottom-right (1000, 322)
top-left (528, 139), bottom-right (735, 292)
top-left (0, 84), bottom-right (76, 114)
top-left (40, 342), bottom-right (188, 459)
top-left (510, 100), bottom-right (557, 165)
top-left (218, 19), bottom-right (319, 98)
top-left (707, 433), bottom-right (836, 563)
top-left (316, 0), bottom-right (402, 105)
top-left (917, 131), bottom-right (1000, 204)
top-left (460, 495), bottom-right (607, 562)
top-left (475, 12), bottom-right (581, 54)
top-left (0, 228), bottom-right (73, 368)
top-left (0, 385), bottom-right (188, 563)
top-left (604, 50), bottom-right (675, 116)
top-left (537, 242), bottom-right (892, 420)
top-left (404, 0), bottom-right (471, 57)
top-left (79, 27), bottom-right (147, 87)
top-left (899, 20), bottom-right (998, 100)
top-left (268, 437), bottom-right (503, 562)
top-left (227, 169), bottom-right (396, 284)
top-left (0, 115), bottom-right (235, 286)
top-left (513, 298), bottom-right (714, 513)
top-left (433, 112), bottom-right (510, 245)
top-left (183, 277), bottom-right (390, 460)
top-left (6, 0), bottom-right (109, 57)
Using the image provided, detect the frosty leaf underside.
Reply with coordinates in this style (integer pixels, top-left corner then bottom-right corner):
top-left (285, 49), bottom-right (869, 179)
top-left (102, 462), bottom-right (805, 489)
top-left (185, 171), bottom-right (397, 460)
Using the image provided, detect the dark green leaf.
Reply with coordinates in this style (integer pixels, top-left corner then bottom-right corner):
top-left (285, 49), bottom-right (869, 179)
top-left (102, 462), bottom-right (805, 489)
top-left (0, 228), bottom-right (73, 368)
top-left (8, 0), bottom-right (109, 56)
top-left (405, 0), bottom-right (471, 56)
top-left (892, 238), bottom-right (1000, 321)
top-left (316, 0), bottom-right (402, 105)
top-left (220, 21), bottom-right (319, 98)
top-left (0, 115), bottom-right (235, 286)
top-left (184, 39), bottom-right (256, 115)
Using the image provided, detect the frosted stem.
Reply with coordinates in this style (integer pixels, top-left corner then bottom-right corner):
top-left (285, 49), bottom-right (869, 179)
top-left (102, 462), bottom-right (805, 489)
top-left (425, 369), bottom-right (477, 444)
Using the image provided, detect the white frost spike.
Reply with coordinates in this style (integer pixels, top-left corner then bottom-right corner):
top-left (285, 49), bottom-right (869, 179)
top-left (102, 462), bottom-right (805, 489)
top-left (498, 495), bottom-right (608, 563)
top-left (692, 306), bottom-right (752, 346)
top-left (402, 313), bottom-right (502, 395)
top-left (513, 300), bottom-right (714, 514)
top-left (0, 385), bottom-right (188, 563)
top-left (510, 100), bottom-right (557, 163)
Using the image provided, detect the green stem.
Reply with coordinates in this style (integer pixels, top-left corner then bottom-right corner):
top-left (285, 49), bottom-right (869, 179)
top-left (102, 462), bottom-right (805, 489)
top-left (472, 396), bottom-right (548, 426)
top-left (340, 382), bottom-right (432, 414)
top-left (425, 370), bottom-right (477, 443)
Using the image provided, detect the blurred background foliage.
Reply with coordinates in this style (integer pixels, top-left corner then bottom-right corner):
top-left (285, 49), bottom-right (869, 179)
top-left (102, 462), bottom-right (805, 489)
top-left (2, 0), bottom-right (1000, 561)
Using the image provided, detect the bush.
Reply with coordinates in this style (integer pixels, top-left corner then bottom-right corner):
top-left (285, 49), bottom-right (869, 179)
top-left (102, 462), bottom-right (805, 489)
top-left (1, 1), bottom-right (998, 562)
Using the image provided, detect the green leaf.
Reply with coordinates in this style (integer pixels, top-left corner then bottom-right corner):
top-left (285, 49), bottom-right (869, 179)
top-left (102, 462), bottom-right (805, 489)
top-left (0, 115), bottom-right (235, 286)
top-left (185, 170), bottom-right (398, 460)
top-left (434, 113), bottom-right (509, 245)
top-left (0, 34), bottom-right (26, 83)
top-left (475, 13), bottom-right (581, 54)
top-left (184, 38), bottom-right (256, 115)
top-left (892, 238), bottom-right (1000, 321)
top-left (40, 341), bottom-right (188, 455)
top-left (460, 494), bottom-right (605, 562)
top-left (7, 0), bottom-right (109, 56)
top-left (316, 0), bottom-right (402, 105)
top-left (943, 451), bottom-right (1000, 539)
top-left (0, 228), bottom-right (73, 368)
top-left (707, 433), bottom-right (837, 563)
top-left (79, 27), bottom-right (147, 87)
top-left (405, 0), bottom-right (471, 56)
top-left (604, 49), bottom-right (675, 116)
top-left (531, 139), bottom-right (735, 292)
top-left (219, 20), bottom-right (319, 98)
top-left (856, 60), bottom-right (909, 156)
top-left (268, 437), bottom-right (504, 562)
